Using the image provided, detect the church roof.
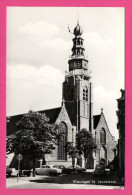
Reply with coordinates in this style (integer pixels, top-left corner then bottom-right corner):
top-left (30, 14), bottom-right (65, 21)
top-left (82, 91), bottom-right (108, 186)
top-left (7, 114), bottom-right (24, 136)
top-left (7, 107), bottom-right (101, 136)
top-left (39, 107), bottom-right (61, 123)
top-left (93, 114), bottom-right (101, 129)
top-left (7, 107), bottom-right (61, 136)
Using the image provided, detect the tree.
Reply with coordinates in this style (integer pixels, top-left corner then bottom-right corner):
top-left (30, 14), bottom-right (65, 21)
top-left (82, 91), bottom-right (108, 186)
top-left (66, 142), bottom-right (79, 171)
top-left (6, 110), bottom-right (58, 176)
top-left (76, 128), bottom-right (97, 167)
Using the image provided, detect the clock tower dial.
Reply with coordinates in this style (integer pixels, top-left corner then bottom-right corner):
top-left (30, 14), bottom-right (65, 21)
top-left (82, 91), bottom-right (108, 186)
top-left (74, 60), bottom-right (81, 68)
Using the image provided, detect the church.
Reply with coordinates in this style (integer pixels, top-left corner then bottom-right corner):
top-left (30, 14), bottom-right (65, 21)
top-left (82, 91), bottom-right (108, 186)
top-left (7, 22), bottom-right (116, 169)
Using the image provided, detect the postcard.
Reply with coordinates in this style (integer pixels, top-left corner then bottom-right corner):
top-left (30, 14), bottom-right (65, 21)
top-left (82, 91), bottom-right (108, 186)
top-left (0, 0), bottom-right (131, 194)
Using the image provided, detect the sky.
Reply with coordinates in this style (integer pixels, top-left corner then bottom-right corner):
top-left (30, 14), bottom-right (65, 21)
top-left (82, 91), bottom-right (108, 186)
top-left (6, 7), bottom-right (125, 140)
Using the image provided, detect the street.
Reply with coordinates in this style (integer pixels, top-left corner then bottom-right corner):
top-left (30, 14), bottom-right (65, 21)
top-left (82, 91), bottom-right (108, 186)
top-left (6, 171), bottom-right (124, 189)
top-left (7, 181), bottom-right (123, 189)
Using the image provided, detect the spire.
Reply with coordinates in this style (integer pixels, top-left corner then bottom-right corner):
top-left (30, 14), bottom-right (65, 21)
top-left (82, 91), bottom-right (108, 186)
top-left (68, 21), bottom-right (89, 72)
top-left (71, 21), bottom-right (85, 57)
top-left (73, 22), bottom-right (83, 37)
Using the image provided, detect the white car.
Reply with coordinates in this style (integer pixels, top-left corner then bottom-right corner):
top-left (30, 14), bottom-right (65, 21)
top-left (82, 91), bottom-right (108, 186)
top-left (6, 167), bottom-right (16, 176)
top-left (35, 165), bottom-right (62, 175)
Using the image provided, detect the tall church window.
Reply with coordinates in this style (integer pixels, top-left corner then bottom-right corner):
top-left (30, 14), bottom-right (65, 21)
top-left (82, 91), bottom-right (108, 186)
top-left (86, 104), bottom-right (88, 117)
top-left (100, 128), bottom-right (106, 145)
top-left (83, 87), bottom-right (88, 101)
top-left (83, 103), bottom-right (85, 116)
top-left (57, 122), bottom-right (67, 160)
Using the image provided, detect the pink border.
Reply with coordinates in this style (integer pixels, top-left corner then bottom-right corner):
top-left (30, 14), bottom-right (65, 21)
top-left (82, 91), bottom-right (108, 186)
top-left (0, 0), bottom-right (132, 194)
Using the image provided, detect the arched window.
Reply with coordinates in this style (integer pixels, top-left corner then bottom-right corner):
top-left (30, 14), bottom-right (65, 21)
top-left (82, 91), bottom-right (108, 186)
top-left (100, 128), bottom-right (106, 145)
top-left (83, 86), bottom-right (88, 101)
top-left (100, 146), bottom-right (107, 162)
top-left (57, 122), bottom-right (67, 160)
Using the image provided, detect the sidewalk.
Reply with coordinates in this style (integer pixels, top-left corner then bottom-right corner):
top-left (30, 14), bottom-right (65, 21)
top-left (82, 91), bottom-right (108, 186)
top-left (6, 175), bottom-right (45, 188)
top-left (86, 169), bottom-right (94, 173)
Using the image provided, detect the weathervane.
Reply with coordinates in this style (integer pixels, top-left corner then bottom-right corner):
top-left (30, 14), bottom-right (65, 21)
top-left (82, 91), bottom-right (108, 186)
top-left (77, 13), bottom-right (80, 24)
top-left (68, 24), bottom-right (72, 34)
top-left (68, 14), bottom-right (80, 36)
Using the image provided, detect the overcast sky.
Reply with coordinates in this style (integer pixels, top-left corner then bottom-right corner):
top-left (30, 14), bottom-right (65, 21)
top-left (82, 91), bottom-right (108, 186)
top-left (7, 7), bottom-right (125, 139)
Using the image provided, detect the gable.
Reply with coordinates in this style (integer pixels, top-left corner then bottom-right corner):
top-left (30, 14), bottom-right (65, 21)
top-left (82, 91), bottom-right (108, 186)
top-left (95, 113), bottom-right (115, 140)
top-left (55, 104), bottom-right (72, 126)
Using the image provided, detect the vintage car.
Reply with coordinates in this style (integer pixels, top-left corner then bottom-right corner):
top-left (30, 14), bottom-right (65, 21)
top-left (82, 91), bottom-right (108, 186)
top-left (18, 170), bottom-right (31, 177)
top-left (35, 165), bottom-right (62, 175)
top-left (6, 166), bottom-right (16, 176)
top-left (53, 165), bottom-right (72, 174)
top-left (68, 165), bottom-right (86, 173)
top-left (51, 165), bottom-right (86, 174)
top-left (93, 165), bottom-right (106, 176)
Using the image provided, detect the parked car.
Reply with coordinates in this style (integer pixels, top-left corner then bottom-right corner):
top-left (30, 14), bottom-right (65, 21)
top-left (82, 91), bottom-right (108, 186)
top-left (53, 165), bottom-right (72, 174)
top-left (93, 165), bottom-right (106, 176)
top-left (68, 165), bottom-right (86, 173)
top-left (18, 170), bottom-right (31, 177)
top-left (6, 166), bottom-right (16, 176)
top-left (105, 156), bottom-right (119, 174)
top-left (35, 165), bottom-right (62, 175)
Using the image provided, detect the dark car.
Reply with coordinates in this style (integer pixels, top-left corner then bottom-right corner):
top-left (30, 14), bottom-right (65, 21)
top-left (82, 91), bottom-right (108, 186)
top-left (53, 165), bottom-right (86, 174)
top-left (16, 170), bottom-right (31, 177)
top-left (53, 165), bottom-right (72, 174)
top-left (93, 165), bottom-right (106, 176)
top-left (68, 165), bottom-right (86, 173)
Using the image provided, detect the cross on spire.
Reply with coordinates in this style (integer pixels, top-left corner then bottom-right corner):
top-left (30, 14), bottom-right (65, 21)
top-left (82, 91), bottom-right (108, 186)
top-left (77, 13), bottom-right (80, 24)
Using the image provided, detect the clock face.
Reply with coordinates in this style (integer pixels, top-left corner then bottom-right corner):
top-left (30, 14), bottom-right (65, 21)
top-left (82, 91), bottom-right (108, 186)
top-left (75, 60), bottom-right (81, 68)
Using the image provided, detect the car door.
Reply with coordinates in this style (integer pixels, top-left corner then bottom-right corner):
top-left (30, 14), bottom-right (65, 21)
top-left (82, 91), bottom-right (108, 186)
top-left (40, 165), bottom-right (47, 175)
top-left (46, 165), bottom-right (52, 174)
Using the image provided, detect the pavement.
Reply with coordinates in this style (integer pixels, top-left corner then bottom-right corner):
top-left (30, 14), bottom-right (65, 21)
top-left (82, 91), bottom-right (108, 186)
top-left (6, 169), bottom-right (94, 188)
top-left (6, 169), bottom-right (124, 189)
top-left (6, 175), bottom-right (39, 187)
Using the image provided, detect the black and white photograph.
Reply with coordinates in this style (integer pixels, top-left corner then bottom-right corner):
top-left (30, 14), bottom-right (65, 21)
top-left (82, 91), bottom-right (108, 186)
top-left (6, 7), bottom-right (125, 189)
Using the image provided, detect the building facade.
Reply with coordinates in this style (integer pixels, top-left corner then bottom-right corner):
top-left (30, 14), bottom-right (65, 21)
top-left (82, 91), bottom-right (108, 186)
top-left (117, 89), bottom-right (125, 177)
top-left (6, 22), bottom-right (116, 170)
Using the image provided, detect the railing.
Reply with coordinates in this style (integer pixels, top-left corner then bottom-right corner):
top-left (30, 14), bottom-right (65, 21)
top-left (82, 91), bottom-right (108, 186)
top-left (65, 69), bottom-right (89, 77)
top-left (69, 55), bottom-right (87, 60)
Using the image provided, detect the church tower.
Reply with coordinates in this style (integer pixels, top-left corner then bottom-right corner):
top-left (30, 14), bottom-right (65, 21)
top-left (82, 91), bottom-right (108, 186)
top-left (62, 22), bottom-right (93, 132)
